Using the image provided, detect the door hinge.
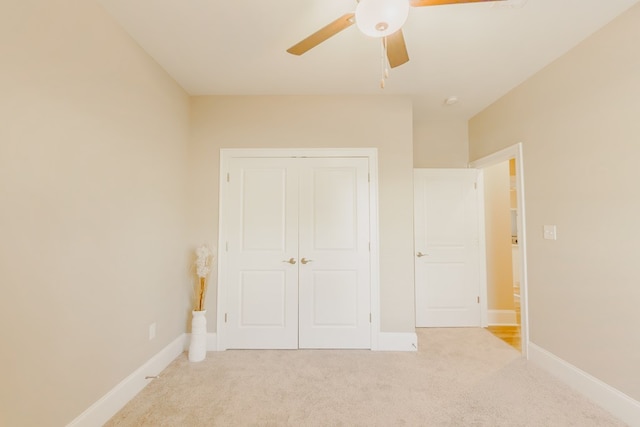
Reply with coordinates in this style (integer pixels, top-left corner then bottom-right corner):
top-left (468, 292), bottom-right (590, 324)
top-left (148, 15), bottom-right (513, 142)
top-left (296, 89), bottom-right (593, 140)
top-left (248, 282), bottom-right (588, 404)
top-left (369, 313), bottom-right (372, 323)
top-left (368, 173), bottom-right (370, 183)
top-left (226, 172), bottom-right (230, 183)
top-left (477, 296), bottom-right (480, 304)
top-left (474, 182), bottom-right (477, 190)
top-left (225, 241), bottom-right (229, 252)
top-left (368, 242), bottom-right (371, 252)
top-left (224, 313), bottom-right (228, 323)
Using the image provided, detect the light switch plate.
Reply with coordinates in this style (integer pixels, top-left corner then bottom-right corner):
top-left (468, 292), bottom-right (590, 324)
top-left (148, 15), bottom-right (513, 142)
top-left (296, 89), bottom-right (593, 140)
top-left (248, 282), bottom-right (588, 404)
top-left (543, 225), bottom-right (557, 240)
top-left (149, 322), bottom-right (156, 340)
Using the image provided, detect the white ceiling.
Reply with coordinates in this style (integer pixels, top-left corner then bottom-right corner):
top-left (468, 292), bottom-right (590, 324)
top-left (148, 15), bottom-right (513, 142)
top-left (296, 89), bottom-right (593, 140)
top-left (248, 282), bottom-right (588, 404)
top-left (98, 0), bottom-right (639, 121)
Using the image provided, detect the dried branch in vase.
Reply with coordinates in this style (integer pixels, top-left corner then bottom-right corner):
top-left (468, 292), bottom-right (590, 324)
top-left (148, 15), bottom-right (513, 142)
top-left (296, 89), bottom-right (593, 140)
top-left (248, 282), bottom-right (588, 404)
top-left (197, 277), bottom-right (207, 311)
top-left (194, 245), bottom-right (212, 311)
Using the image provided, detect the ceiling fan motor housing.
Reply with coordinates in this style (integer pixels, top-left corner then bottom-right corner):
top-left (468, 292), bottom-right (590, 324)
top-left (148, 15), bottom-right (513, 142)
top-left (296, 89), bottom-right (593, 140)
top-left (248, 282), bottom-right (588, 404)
top-left (355, 0), bottom-right (410, 37)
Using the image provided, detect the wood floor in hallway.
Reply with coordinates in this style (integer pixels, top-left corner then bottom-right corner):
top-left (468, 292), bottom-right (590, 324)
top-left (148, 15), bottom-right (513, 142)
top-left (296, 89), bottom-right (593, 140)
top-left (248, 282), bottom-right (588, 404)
top-left (486, 325), bottom-right (521, 351)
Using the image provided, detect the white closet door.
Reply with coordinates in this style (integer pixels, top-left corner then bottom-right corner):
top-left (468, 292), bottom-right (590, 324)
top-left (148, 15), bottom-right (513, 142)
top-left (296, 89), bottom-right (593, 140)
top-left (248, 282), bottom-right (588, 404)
top-left (298, 158), bottom-right (371, 349)
top-left (414, 169), bottom-right (481, 327)
top-left (225, 158), bottom-right (299, 349)
top-left (223, 156), bottom-right (371, 349)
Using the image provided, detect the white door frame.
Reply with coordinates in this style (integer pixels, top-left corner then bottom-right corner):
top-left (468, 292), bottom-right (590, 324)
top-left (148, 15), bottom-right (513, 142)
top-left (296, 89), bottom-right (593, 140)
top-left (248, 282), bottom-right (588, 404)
top-left (217, 148), bottom-right (381, 350)
top-left (469, 142), bottom-right (529, 358)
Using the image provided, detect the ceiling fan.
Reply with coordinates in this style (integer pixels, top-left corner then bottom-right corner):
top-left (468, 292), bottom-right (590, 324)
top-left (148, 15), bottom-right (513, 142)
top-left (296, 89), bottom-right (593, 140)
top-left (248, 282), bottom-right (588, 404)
top-left (287, 0), bottom-right (506, 70)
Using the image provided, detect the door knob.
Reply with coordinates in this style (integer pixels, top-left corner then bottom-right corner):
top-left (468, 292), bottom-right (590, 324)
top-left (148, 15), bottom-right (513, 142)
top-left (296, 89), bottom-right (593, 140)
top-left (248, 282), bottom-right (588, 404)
top-left (416, 252), bottom-right (428, 258)
top-left (283, 258), bottom-right (297, 264)
top-left (300, 258), bottom-right (313, 265)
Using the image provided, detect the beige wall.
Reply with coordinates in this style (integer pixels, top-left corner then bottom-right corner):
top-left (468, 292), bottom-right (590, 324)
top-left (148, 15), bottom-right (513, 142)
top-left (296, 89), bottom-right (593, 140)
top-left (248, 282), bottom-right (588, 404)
top-left (413, 120), bottom-right (469, 168)
top-left (189, 95), bottom-right (415, 333)
top-left (0, 1), bottom-right (191, 425)
top-left (469, 3), bottom-right (640, 400)
top-left (483, 162), bottom-right (515, 311)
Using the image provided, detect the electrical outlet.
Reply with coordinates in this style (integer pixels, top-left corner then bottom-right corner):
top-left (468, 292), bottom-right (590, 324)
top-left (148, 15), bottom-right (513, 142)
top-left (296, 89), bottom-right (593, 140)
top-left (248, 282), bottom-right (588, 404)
top-left (149, 323), bottom-right (156, 340)
top-left (543, 225), bottom-right (557, 240)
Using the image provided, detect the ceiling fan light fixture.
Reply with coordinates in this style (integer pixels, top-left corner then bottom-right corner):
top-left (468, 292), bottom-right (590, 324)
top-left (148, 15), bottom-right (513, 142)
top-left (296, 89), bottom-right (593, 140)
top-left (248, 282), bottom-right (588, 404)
top-left (355, 0), bottom-right (410, 38)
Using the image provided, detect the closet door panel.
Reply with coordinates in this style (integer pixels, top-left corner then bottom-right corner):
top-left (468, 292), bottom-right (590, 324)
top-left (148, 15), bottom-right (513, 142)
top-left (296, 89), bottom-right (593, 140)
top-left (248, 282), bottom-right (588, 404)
top-left (298, 158), bottom-right (371, 349)
top-left (225, 158), bottom-right (299, 349)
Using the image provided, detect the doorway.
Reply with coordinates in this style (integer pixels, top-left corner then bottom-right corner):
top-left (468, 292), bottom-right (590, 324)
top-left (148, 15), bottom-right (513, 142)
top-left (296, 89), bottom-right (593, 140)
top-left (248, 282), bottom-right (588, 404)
top-left (470, 143), bottom-right (529, 357)
top-left (217, 149), bottom-right (380, 350)
top-left (482, 159), bottom-right (521, 350)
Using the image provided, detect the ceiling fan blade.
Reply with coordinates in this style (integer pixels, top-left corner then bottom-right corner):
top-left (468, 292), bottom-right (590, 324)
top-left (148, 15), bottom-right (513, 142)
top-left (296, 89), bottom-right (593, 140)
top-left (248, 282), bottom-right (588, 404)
top-left (410, 0), bottom-right (506, 6)
top-left (287, 13), bottom-right (355, 56)
top-left (386, 29), bottom-right (409, 68)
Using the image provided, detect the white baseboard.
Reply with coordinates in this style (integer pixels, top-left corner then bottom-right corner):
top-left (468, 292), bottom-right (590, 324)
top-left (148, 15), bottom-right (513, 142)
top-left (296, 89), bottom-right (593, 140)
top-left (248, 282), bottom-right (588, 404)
top-left (487, 309), bottom-right (517, 326)
top-left (67, 334), bottom-right (186, 427)
top-left (529, 343), bottom-right (640, 426)
top-left (377, 332), bottom-right (418, 351)
top-left (185, 332), bottom-right (218, 351)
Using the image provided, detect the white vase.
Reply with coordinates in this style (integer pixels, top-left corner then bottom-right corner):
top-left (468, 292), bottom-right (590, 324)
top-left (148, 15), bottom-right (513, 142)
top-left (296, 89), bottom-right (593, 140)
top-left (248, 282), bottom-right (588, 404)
top-left (188, 310), bottom-right (207, 362)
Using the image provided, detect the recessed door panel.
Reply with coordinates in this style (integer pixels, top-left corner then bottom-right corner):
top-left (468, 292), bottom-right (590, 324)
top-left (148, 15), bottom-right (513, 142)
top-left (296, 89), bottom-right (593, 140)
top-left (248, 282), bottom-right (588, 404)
top-left (416, 263), bottom-right (476, 326)
top-left (240, 271), bottom-right (286, 326)
top-left (312, 270), bottom-right (358, 326)
top-left (241, 168), bottom-right (287, 251)
top-left (423, 263), bottom-right (467, 303)
top-left (423, 178), bottom-right (468, 246)
top-left (311, 168), bottom-right (358, 250)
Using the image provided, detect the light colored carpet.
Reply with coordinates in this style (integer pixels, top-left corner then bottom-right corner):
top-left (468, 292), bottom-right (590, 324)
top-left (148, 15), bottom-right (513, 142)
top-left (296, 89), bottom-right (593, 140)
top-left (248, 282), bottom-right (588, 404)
top-left (106, 328), bottom-right (625, 426)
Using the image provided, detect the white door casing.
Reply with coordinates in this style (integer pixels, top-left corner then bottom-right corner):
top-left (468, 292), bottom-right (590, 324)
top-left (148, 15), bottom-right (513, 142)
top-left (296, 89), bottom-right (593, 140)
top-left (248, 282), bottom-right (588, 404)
top-left (469, 142), bottom-right (529, 357)
top-left (219, 151), bottom-right (374, 350)
top-left (414, 169), bottom-right (482, 327)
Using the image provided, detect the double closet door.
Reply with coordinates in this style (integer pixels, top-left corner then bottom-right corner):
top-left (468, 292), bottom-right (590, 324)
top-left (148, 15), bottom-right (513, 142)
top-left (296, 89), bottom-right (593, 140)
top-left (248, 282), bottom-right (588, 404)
top-left (223, 156), bottom-right (371, 349)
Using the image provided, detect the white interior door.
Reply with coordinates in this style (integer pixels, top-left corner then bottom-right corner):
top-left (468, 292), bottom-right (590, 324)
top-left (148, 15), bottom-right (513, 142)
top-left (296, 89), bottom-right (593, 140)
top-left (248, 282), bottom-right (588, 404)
top-left (225, 158), bottom-right (299, 349)
top-left (298, 158), bottom-right (371, 349)
top-left (224, 156), bottom-right (371, 349)
top-left (414, 169), bottom-right (481, 327)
